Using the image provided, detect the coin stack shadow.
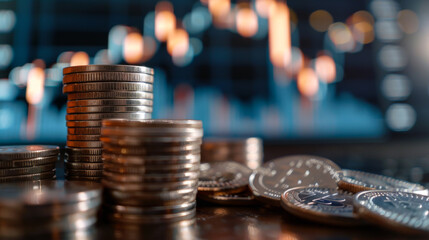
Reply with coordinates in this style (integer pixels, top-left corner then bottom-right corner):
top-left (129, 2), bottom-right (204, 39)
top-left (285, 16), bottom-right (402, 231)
top-left (100, 119), bottom-right (203, 223)
top-left (201, 138), bottom-right (263, 169)
top-left (0, 180), bottom-right (102, 238)
top-left (0, 145), bottom-right (59, 182)
top-left (62, 65), bottom-right (154, 181)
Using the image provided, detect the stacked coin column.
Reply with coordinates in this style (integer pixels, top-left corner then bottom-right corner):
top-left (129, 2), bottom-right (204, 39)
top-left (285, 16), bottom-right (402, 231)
top-left (62, 65), bottom-right (154, 181)
top-left (100, 119), bottom-right (203, 223)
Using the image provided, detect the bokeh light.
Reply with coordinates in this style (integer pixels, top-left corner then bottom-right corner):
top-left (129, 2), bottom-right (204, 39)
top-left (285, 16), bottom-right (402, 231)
top-left (328, 22), bottom-right (355, 52)
top-left (397, 9), bottom-right (419, 34)
top-left (386, 103), bottom-right (416, 131)
top-left (381, 74), bottom-right (411, 101)
top-left (255, 0), bottom-right (275, 18)
top-left (167, 28), bottom-right (189, 58)
top-left (123, 32), bottom-right (144, 64)
top-left (297, 67), bottom-right (319, 97)
top-left (155, 1), bottom-right (176, 42)
top-left (378, 45), bottom-right (407, 70)
top-left (350, 11), bottom-right (375, 44)
top-left (375, 20), bottom-right (402, 42)
top-left (309, 10), bottom-right (333, 32)
top-left (70, 51), bottom-right (90, 66)
top-left (208, 0), bottom-right (231, 18)
top-left (236, 6), bottom-right (258, 37)
top-left (315, 54), bottom-right (336, 83)
top-left (0, 45), bottom-right (13, 69)
top-left (269, 1), bottom-right (291, 67)
top-left (284, 47), bottom-right (303, 77)
top-left (26, 66), bottom-right (45, 105)
top-left (0, 10), bottom-right (16, 32)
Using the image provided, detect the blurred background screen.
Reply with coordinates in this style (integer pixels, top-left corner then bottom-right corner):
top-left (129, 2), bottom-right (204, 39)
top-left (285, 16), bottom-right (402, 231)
top-left (0, 0), bottom-right (426, 143)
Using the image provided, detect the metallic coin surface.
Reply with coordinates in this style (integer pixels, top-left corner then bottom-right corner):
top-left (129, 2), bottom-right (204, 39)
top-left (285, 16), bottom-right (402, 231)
top-left (354, 190), bottom-right (429, 234)
top-left (66, 141), bottom-right (102, 148)
top-left (102, 119), bottom-right (203, 128)
top-left (337, 169), bottom-right (426, 194)
top-left (65, 154), bottom-right (103, 163)
top-left (101, 153), bottom-right (200, 165)
top-left (65, 147), bottom-right (102, 155)
top-left (0, 156), bottom-right (58, 169)
top-left (66, 120), bottom-right (102, 128)
top-left (105, 208), bottom-right (195, 224)
top-left (198, 161), bottom-right (252, 194)
top-left (65, 169), bottom-right (103, 177)
top-left (0, 145), bottom-right (59, 160)
top-left (249, 155), bottom-right (341, 206)
top-left (100, 135), bottom-right (202, 145)
top-left (103, 170), bottom-right (199, 183)
top-left (103, 162), bottom-right (199, 174)
top-left (68, 127), bottom-right (101, 135)
top-left (67, 105), bottom-right (153, 114)
top-left (101, 127), bottom-right (203, 138)
top-left (66, 112), bottom-right (151, 121)
top-left (0, 171), bottom-right (55, 183)
top-left (197, 190), bottom-right (259, 206)
top-left (67, 99), bottom-right (153, 108)
top-left (0, 164), bottom-right (55, 177)
top-left (102, 178), bottom-right (198, 192)
top-left (66, 176), bottom-right (102, 182)
top-left (102, 143), bottom-right (201, 155)
top-left (65, 161), bottom-right (104, 170)
top-left (281, 187), bottom-right (360, 226)
top-left (63, 64), bottom-right (154, 75)
top-left (67, 134), bottom-right (100, 141)
top-left (67, 91), bottom-right (153, 100)
top-left (105, 201), bottom-right (196, 215)
top-left (63, 72), bottom-right (153, 84)
top-left (63, 82), bottom-right (153, 93)
top-left (103, 188), bottom-right (196, 206)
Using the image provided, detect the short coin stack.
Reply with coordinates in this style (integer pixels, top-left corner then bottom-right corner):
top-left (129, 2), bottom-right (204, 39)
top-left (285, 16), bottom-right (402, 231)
top-left (62, 65), bottom-right (154, 181)
top-left (0, 145), bottom-right (59, 182)
top-left (100, 119), bottom-right (203, 223)
top-left (0, 180), bottom-right (102, 238)
top-left (201, 138), bottom-right (263, 169)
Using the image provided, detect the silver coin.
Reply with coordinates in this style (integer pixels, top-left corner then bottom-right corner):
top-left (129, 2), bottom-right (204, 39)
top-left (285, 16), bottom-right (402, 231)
top-left (103, 161), bottom-right (199, 174)
top-left (0, 180), bottom-right (102, 206)
top-left (337, 169), bottom-right (425, 194)
top-left (67, 99), bottom-right (153, 108)
top-left (67, 91), bottom-right (153, 100)
top-left (67, 134), bottom-right (100, 141)
top-left (105, 208), bottom-right (195, 224)
top-left (66, 112), bottom-right (151, 121)
top-left (101, 126), bottom-right (203, 137)
top-left (102, 119), bottom-right (203, 128)
top-left (63, 64), bottom-right (154, 75)
top-left (0, 171), bottom-right (55, 183)
top-left (63, 82), bottom-right (153, 93)
top-left (65, 154), bottom-right (103, 163)
top-left (249, 155), bottom-right (341, 206)
top-left (65, 147), bottom-right (102, 155)
top-left (102, 178), bottom-right (198, 192)
top-left (101, 152), bottom-right (200, 165)
top-left (102, 143), bottom-right (201, 155)
top-left (63, 72), bottom-right (153, 84)
top-left (99, 135), bottom-right (202, 145)
top-left (198, 161), bottom-right (252, 194)
top-left (67, 141), bottom-right (102, 148)
top-left (104, 190), bottom-right (196, 207)
top-left (197, 190), bottom-right (259, 206)
top-left (0, 145), bottom-right (59, 160)
top-left (65, 161), bottom-right (103, 170)
top-left (68, 127), bottom-right (101, 135)
top-left (102, 170), bottom-right (199, 183)
top-left (67, 105), bottom-right (153, 114)
top-left (0, 156), bottom-right (58, 169)
top-left (0, 163), bottom-right (55, 177)
top-left (281, 187), bottom-right (360, 226)
top-left (354, 190), bottom-right (429, 234)
top-left (105, 201), bottom-right (196, 215)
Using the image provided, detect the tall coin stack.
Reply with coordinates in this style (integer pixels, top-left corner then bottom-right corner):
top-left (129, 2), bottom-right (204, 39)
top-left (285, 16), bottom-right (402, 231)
top-left (100, 119), bottom-right (203, 223)
top-left (0, 180), bottom-right (102, 238)
top-left (201, 138), bottom-right (263, 169)
top-left (62, 65), bottom-right (154, 181)
top-left (0, 145), bottom-right (59, 182)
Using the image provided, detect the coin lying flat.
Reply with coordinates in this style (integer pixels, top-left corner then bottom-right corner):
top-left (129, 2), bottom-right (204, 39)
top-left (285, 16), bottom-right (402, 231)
top-left (68, 127), bottom-right (101, 135)
top-left (67, 99), bottom-right (153, 108)
top-left (103, 170), bottom-right (199, 183)
top-left (66, 120), bottom-right (102, 128)
top-left (102, 119), bottom-right (203, 128)
top-left (66, 112), bottom-right (151, 121)
top-left (65, 154), bottom-right (103, 163)
top-left (0, 156), bottom-right (58, 169)
top-left (104, 201), bottom-right (196, 215)
top-left (65, 147), bottom-right (102, 155)
top-left (102, 179), bottom-right (198, 192)
top-left (197, 190), bottom-right (259, 206)
top-left (63, 64), bottom-right (154, 75)
top-left (67, 105), bottom-right (153, 114)
top-left (354, 190), bottom-right (429, 234)
top-left (65, 161), bottom-right (104, 170)
top-left (67, 91), bottom-right (153, 101)
top-left (0, 171), bottom-right (56, 183)
top-left (67, 141), bottom-right (102, 148)
top-left (198, 161), bottom-right (252, 194)
top-left (337, 169), bottom-right (426, 194)
top-left (63, 82), bottom-right (153, 93)
top-left (104, 190), bottom-right (196, 207)
top-left (249, 155), bottom-right (341, 206)
top-left (105, 208), bottom-right (196, 224)
top-left (101, 153), bottom-right (200, 165)
top-left (103, 162), bottom-right (199, 174)
top-left (281, 187), bottom-right (360, 226)
top-left (0, 163), bottom-right (56, 177)
top-left (102, 143), bottom-right (201, 155)
top-left (65, 169), bottom-right (103, 177)
top-left (0, 145), bottom-right (59, 160)
top-left (63, 72), bottom-right (154, 84)
top-left (67, 134), bottom-right (100, 141)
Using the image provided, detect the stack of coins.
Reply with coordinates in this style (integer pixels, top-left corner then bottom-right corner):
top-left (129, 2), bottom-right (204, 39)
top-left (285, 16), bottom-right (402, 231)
top-left (201, 138), bottom-right (263, 169)
top-left (0, 145), bottom-right (59, 182)
top-left (100, 119), bottom-right (203, 223)
top-left (0, 180), bottom-right (102, 238)
top-left (62, 65), bottom-right (154, 181)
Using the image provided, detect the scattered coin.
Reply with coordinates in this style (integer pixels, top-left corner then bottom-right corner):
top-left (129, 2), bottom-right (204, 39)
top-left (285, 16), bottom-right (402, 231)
top-left (281, 187), bottom-right (360, 226)
top-left (354, 190), bottom-right (429, 234)
top-left (67, 99), bottom-right (153, 108)
top-left (197, 190), bottom-right (259, 206)
top-left (337, 169), bottom-right (426, 194)
top-left (198, 161), bottom-right (252, 194)
top-left (249, 155), bottom-right (341, 206)
top-left (63, 72), bottom-right (153, 84)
